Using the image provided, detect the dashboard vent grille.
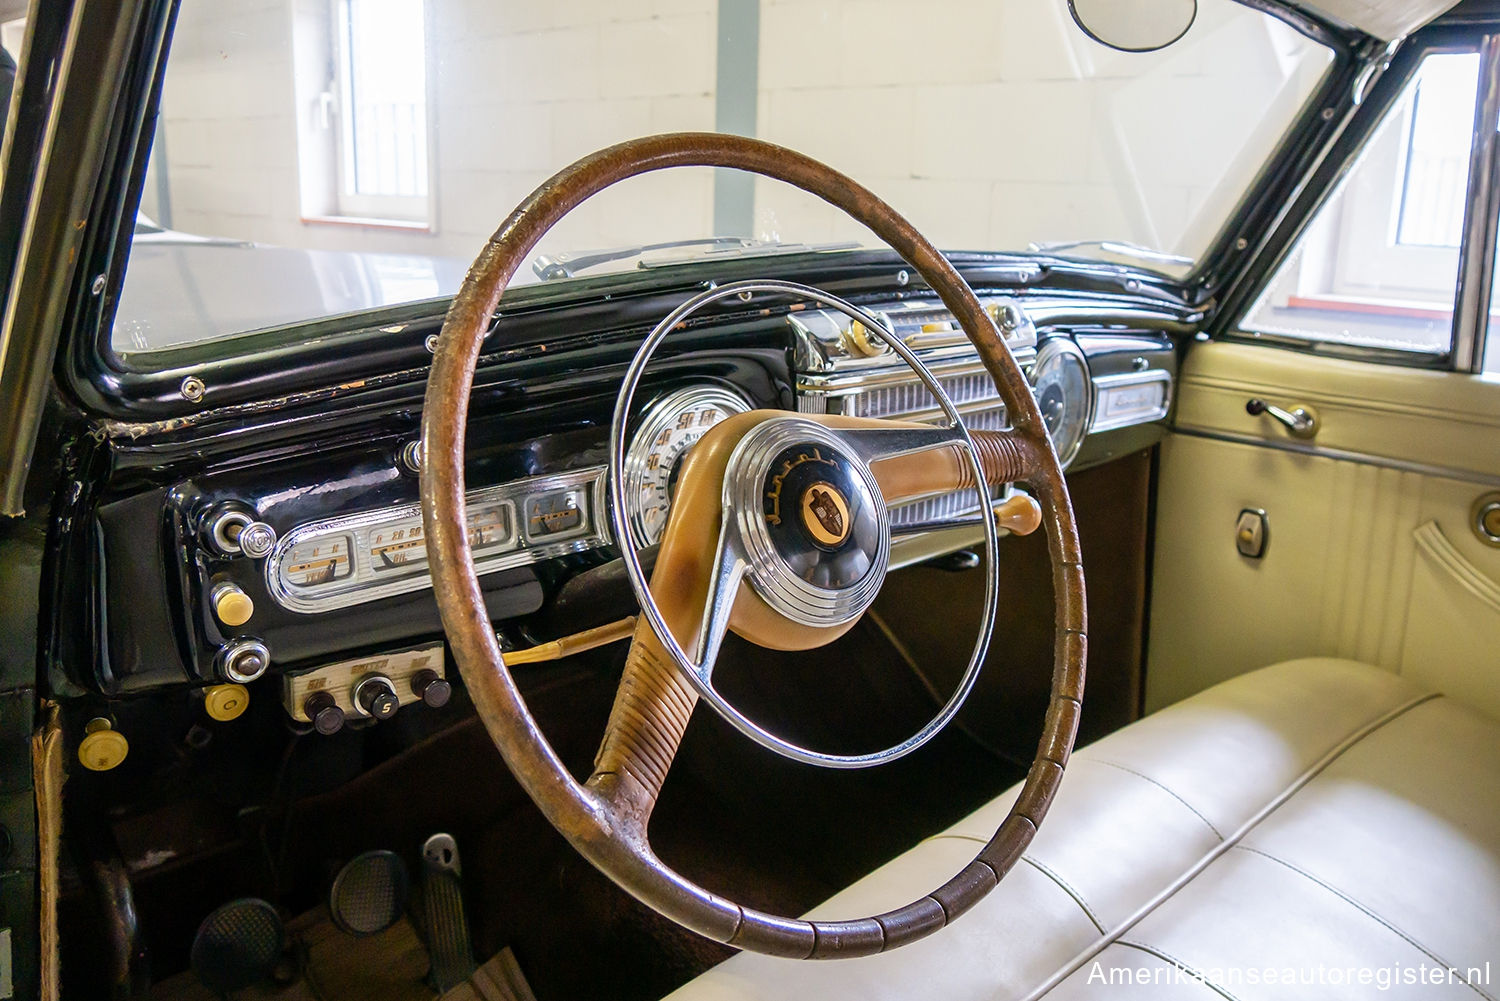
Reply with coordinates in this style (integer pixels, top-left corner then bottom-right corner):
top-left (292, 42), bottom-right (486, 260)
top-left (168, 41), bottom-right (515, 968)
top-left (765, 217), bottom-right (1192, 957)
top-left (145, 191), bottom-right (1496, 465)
top-left (842, 370), bottom-right (1009, 528)
top-left (847, 370), bottom-right (1002, 419)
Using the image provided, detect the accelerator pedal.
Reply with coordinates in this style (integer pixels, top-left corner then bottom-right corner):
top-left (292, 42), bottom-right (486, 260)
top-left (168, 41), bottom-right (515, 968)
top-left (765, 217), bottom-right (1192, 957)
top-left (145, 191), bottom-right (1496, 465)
top-left (422, 833), bottom-right (478, 992)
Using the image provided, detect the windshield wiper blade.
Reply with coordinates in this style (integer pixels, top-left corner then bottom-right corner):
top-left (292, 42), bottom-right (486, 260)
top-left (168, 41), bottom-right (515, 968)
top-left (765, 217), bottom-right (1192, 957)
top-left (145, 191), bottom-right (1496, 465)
top-left (531, 237), bottom-right (857, 281)
top-left (1028, 239), bottom-right (1194, 268)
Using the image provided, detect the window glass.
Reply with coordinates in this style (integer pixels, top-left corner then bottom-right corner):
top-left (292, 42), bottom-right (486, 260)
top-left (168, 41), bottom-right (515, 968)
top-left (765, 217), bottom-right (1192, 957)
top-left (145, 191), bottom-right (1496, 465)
top-left (1242, 52), bottom-right (1481, 357)
top-left (118, 0), bottom-right (1332, 356)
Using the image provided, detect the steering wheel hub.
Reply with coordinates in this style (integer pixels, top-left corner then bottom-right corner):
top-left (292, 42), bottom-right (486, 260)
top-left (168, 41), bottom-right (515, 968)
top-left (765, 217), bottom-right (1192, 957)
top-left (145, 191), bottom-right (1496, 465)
top-left (727, 419), bottom-right (889, 630)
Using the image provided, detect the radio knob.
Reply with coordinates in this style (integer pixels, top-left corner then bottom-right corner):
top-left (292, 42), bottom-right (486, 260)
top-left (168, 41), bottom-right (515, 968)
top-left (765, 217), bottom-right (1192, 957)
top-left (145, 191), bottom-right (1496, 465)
top-left (354, 675), bottom-right (400, 721)
top-left (411, 669), bottom-right (451, 709)
top-left (303, 691), bottom-right (345, 735)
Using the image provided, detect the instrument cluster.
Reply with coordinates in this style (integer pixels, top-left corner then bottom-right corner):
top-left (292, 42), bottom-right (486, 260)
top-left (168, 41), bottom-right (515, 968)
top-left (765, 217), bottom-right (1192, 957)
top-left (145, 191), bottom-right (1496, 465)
top-left (265, 468), bottom-right (606, 613)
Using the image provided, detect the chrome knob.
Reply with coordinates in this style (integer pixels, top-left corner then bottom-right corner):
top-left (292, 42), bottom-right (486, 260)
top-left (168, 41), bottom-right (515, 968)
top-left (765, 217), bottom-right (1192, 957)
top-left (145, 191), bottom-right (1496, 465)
top-left (216, 638), bottom-right (270, 684)
top-left (238, 522), bottom-right (277, 559)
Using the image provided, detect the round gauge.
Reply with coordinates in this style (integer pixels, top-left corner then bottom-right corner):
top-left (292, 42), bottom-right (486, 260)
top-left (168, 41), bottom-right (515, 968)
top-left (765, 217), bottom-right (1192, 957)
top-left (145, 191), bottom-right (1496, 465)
top-left (624, 385), bottom-right (752, 547)
top-left (1029, 338), bottom-right (1093, 468)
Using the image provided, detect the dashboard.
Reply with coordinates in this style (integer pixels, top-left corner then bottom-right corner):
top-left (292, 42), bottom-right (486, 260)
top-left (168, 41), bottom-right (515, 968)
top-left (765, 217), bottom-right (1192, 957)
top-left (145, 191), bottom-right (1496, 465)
top-left (67, 269), bottom-right (1183, 736)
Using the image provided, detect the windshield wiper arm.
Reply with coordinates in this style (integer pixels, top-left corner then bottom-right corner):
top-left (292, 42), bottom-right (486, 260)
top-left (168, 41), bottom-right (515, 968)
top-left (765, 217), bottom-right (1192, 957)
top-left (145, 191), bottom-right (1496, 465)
top-left (1028, 239), bottom-right (1194, 268)
top-left (531, 237), bottom-right (857, 280)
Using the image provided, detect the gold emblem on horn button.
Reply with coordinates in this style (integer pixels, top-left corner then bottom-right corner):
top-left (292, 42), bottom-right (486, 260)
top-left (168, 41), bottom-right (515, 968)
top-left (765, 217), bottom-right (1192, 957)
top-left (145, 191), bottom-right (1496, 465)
top-left (801, 482), bottom-right (851, 547)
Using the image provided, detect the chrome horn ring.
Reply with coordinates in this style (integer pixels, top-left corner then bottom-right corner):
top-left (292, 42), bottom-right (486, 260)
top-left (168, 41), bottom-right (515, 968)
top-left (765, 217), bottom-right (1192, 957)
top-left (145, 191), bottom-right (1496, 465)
top-left (608, 278), bottom-right (1001, 768)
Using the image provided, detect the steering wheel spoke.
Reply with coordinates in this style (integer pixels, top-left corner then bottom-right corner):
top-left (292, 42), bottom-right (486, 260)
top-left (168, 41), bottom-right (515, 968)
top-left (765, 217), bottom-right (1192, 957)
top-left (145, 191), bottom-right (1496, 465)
top-left (838, 423), bottom-right (964, 466)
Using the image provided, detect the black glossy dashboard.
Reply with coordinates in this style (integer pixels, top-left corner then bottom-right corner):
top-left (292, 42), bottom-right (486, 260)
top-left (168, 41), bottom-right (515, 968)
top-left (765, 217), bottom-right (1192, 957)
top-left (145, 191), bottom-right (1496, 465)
top-left (55, 261), bottom-right (1189, 720)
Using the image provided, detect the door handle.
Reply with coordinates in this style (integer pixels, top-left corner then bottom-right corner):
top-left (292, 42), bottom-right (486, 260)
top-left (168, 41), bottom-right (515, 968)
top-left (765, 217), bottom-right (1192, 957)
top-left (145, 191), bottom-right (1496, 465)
top-left (1246, 398), bottom-right (1319, 439)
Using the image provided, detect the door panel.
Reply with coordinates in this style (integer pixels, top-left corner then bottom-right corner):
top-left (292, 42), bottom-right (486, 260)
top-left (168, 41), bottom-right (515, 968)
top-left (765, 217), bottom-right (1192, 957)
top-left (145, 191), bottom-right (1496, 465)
top-left (1147, 341), bottom-right (1500, 717)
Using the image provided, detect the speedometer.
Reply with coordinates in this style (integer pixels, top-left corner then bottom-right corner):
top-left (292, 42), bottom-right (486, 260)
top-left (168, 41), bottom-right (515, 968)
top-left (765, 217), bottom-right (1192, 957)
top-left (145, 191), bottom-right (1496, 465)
top-left (624, 385), bottom-right (752, 546)
top-left (1029, 337), bottom-right (1093, 468)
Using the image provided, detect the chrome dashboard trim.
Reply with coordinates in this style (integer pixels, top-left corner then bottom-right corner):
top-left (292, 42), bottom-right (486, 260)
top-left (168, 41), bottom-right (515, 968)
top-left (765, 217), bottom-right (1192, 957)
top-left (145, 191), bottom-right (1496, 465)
top-left (1090, 368), bottom-right (1174, 432)
top-left (264, 466), bottom-right (609, 614)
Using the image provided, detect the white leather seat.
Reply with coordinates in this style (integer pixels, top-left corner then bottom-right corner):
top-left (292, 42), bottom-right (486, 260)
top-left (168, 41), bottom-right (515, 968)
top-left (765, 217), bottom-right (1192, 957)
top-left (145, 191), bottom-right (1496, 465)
top-left (668, 659), bottom-right (1500, 1000)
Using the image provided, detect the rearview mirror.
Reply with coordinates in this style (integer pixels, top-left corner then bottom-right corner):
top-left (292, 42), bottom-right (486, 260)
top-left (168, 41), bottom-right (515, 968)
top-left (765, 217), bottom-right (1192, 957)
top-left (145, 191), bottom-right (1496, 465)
top-left (1066, 0), bottom-right (1198, 53)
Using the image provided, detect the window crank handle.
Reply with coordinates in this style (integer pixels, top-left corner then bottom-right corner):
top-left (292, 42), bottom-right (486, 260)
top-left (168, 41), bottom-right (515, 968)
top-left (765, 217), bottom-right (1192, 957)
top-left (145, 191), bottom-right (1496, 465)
top-left (1246, 398), bottom-right (1319, 438)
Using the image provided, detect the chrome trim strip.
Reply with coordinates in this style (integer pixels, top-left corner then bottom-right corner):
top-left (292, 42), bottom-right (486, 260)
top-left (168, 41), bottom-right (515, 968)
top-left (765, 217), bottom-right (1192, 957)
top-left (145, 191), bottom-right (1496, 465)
top-left (264, 466), bottom-right (608, 613)
top-left (1172, 425), bottom-right (1500, 489)
top-left (1090, 369), bottom-right (1174, 432)
top-left (1453, 34), bottom-right (1500, 375)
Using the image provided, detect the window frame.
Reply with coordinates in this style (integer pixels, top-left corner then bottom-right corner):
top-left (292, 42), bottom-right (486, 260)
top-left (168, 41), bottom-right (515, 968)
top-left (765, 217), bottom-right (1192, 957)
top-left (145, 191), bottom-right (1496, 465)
top-left (1222, 27), bottom-right (1500, 374)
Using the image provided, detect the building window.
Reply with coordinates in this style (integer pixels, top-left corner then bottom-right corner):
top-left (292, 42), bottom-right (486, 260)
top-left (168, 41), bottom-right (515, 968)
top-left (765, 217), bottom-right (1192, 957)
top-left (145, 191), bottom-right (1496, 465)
top-left (335, 0), bottom-right (428, 219)
top-left (295, 0), bottom-right (432, 227)
top-left (1394, 56), bottom-right (1477, 248)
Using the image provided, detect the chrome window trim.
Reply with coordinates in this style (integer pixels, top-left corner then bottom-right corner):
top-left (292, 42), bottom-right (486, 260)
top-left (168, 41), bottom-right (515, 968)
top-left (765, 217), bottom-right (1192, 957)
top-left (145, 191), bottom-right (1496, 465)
top-left (1173, 425), bottom-right (1500, 489)
top-left (264, 466), bottom-right (609, 613)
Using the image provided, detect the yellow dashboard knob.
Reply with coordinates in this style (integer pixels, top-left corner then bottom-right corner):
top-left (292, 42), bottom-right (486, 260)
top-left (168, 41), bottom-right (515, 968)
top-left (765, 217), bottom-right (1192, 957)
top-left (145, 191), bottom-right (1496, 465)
top-left (212, 584), bottom-right (255, 627)
top-left (78, 719), bottom-right (128, 772)
top-left (204, 684), bottom-right (250, 722)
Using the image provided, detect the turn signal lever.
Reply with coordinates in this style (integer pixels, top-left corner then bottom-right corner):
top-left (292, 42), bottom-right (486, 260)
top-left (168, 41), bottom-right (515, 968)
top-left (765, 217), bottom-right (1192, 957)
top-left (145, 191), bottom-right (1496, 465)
top-left (1246, 398), bottom-right (1318, 439)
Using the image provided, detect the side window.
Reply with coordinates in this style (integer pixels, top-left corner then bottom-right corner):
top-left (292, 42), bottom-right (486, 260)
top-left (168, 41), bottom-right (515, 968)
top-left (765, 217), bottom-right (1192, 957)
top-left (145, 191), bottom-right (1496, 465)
top-left (1242, 51), bottom-right (1481, 358)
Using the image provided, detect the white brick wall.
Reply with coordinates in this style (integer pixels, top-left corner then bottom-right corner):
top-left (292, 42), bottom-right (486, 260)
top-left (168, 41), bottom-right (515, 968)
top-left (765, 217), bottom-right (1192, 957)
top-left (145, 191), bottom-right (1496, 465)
top-left (144, 0), bottom-right (1327, 280)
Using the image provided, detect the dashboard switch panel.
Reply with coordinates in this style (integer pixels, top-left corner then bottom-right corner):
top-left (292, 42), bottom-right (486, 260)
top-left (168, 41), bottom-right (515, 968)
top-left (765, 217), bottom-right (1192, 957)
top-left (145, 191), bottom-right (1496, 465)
top-left (283, 644), bottom-right (446, 725)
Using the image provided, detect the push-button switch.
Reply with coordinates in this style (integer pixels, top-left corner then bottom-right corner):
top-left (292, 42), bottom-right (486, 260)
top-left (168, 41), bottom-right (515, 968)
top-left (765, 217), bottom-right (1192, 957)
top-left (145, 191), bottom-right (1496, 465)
top-left (1236, 508), bottom-right (1269, 559)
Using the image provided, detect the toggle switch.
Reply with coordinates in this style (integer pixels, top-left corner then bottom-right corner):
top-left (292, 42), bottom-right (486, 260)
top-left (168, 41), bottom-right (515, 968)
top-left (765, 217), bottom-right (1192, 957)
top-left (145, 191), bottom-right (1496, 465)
top-left (1236, 509), bottom-right (1269, 559)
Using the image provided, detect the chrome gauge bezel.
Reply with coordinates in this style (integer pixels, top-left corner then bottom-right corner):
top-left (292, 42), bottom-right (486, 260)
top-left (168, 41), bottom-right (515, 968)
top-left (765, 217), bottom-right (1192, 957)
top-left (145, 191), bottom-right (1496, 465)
top-left (265, 467), bottom-right (608, 613)
top-left (622, 384), bottom-right (752, 548)
top-left (1029, 336), bottom-right (1094, 469)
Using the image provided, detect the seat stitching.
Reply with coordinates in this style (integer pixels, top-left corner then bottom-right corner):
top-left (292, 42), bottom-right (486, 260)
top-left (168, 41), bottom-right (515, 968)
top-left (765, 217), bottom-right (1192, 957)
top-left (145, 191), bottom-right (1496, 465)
top-left (1020, 856), bottom-right (1105, 934)
top-left (1231, 845), bottom-right (1498, 1001)
top-left (1085, 758), bottom-right (1225, 839)
top-left (1015, 691), bottom-right (1443, 1001)
top-left (1113, 940), bottom-right (1244, 1001)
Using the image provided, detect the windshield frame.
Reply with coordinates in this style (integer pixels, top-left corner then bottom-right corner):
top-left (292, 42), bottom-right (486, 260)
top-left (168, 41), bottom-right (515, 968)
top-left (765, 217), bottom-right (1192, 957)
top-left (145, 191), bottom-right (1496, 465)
top-left (64, 0), bottom-right (1367, 420)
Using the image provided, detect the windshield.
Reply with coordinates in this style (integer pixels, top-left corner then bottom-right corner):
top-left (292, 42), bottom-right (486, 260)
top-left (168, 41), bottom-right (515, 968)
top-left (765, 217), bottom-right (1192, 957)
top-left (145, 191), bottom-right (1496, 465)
top-left (116, 0), bottom-right (1332, 356)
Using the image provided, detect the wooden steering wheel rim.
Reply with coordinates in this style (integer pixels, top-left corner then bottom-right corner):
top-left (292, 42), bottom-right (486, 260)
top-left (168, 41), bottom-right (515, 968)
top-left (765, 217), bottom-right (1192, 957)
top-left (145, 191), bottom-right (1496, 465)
top-left (419, 132), bottom-right (1086, 959)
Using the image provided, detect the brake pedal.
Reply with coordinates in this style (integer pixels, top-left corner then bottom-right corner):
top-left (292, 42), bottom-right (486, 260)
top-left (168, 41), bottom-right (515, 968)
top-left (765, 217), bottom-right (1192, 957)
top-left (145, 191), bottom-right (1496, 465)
top-left (422, 833), bottom-right (477, 992)
top-left (330, 849), bottom-right (411, 937)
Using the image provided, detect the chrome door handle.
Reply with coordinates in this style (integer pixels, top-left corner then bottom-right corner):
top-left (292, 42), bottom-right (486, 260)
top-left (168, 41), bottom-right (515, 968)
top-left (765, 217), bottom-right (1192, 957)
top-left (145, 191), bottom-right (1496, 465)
top-left (1246, 398), bottom-right (1319, 439)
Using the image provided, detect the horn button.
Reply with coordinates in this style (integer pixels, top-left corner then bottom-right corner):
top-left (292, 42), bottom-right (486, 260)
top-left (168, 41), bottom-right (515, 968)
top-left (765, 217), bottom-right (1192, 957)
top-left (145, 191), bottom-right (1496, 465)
top-left (727, 420), bottom-right (890, 629)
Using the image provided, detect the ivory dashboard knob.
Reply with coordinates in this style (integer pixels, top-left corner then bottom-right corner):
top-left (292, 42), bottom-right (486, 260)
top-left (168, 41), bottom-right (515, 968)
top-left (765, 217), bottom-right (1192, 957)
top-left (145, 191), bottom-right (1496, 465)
top-left (211, 583), bottom-right (255, 628)
top-left (79, 718), bottom-right (129, 771)
top-left (994, 493), bottom-right (1043, 536)
top-left (203, 684), bottom-right (250, 722)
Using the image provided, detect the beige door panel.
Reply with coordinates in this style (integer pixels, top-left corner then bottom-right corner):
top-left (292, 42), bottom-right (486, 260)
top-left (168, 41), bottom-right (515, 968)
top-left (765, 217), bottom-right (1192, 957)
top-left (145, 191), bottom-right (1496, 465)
top-left (1172, 341), bottom-right (1500, 480)
top-left (1149, 343), bottom-right (1500, 719)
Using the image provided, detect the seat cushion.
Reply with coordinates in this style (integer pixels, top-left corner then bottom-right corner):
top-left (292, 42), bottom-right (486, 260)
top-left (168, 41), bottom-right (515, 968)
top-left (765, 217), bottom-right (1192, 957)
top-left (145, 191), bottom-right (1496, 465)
top-left (667, 658), bottom-right (1500, 1000)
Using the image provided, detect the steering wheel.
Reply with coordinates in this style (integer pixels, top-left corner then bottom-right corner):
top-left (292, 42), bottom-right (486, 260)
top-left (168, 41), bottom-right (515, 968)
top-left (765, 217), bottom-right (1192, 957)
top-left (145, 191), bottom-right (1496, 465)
top-left (420, 133), bottom-right (1085, 959)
